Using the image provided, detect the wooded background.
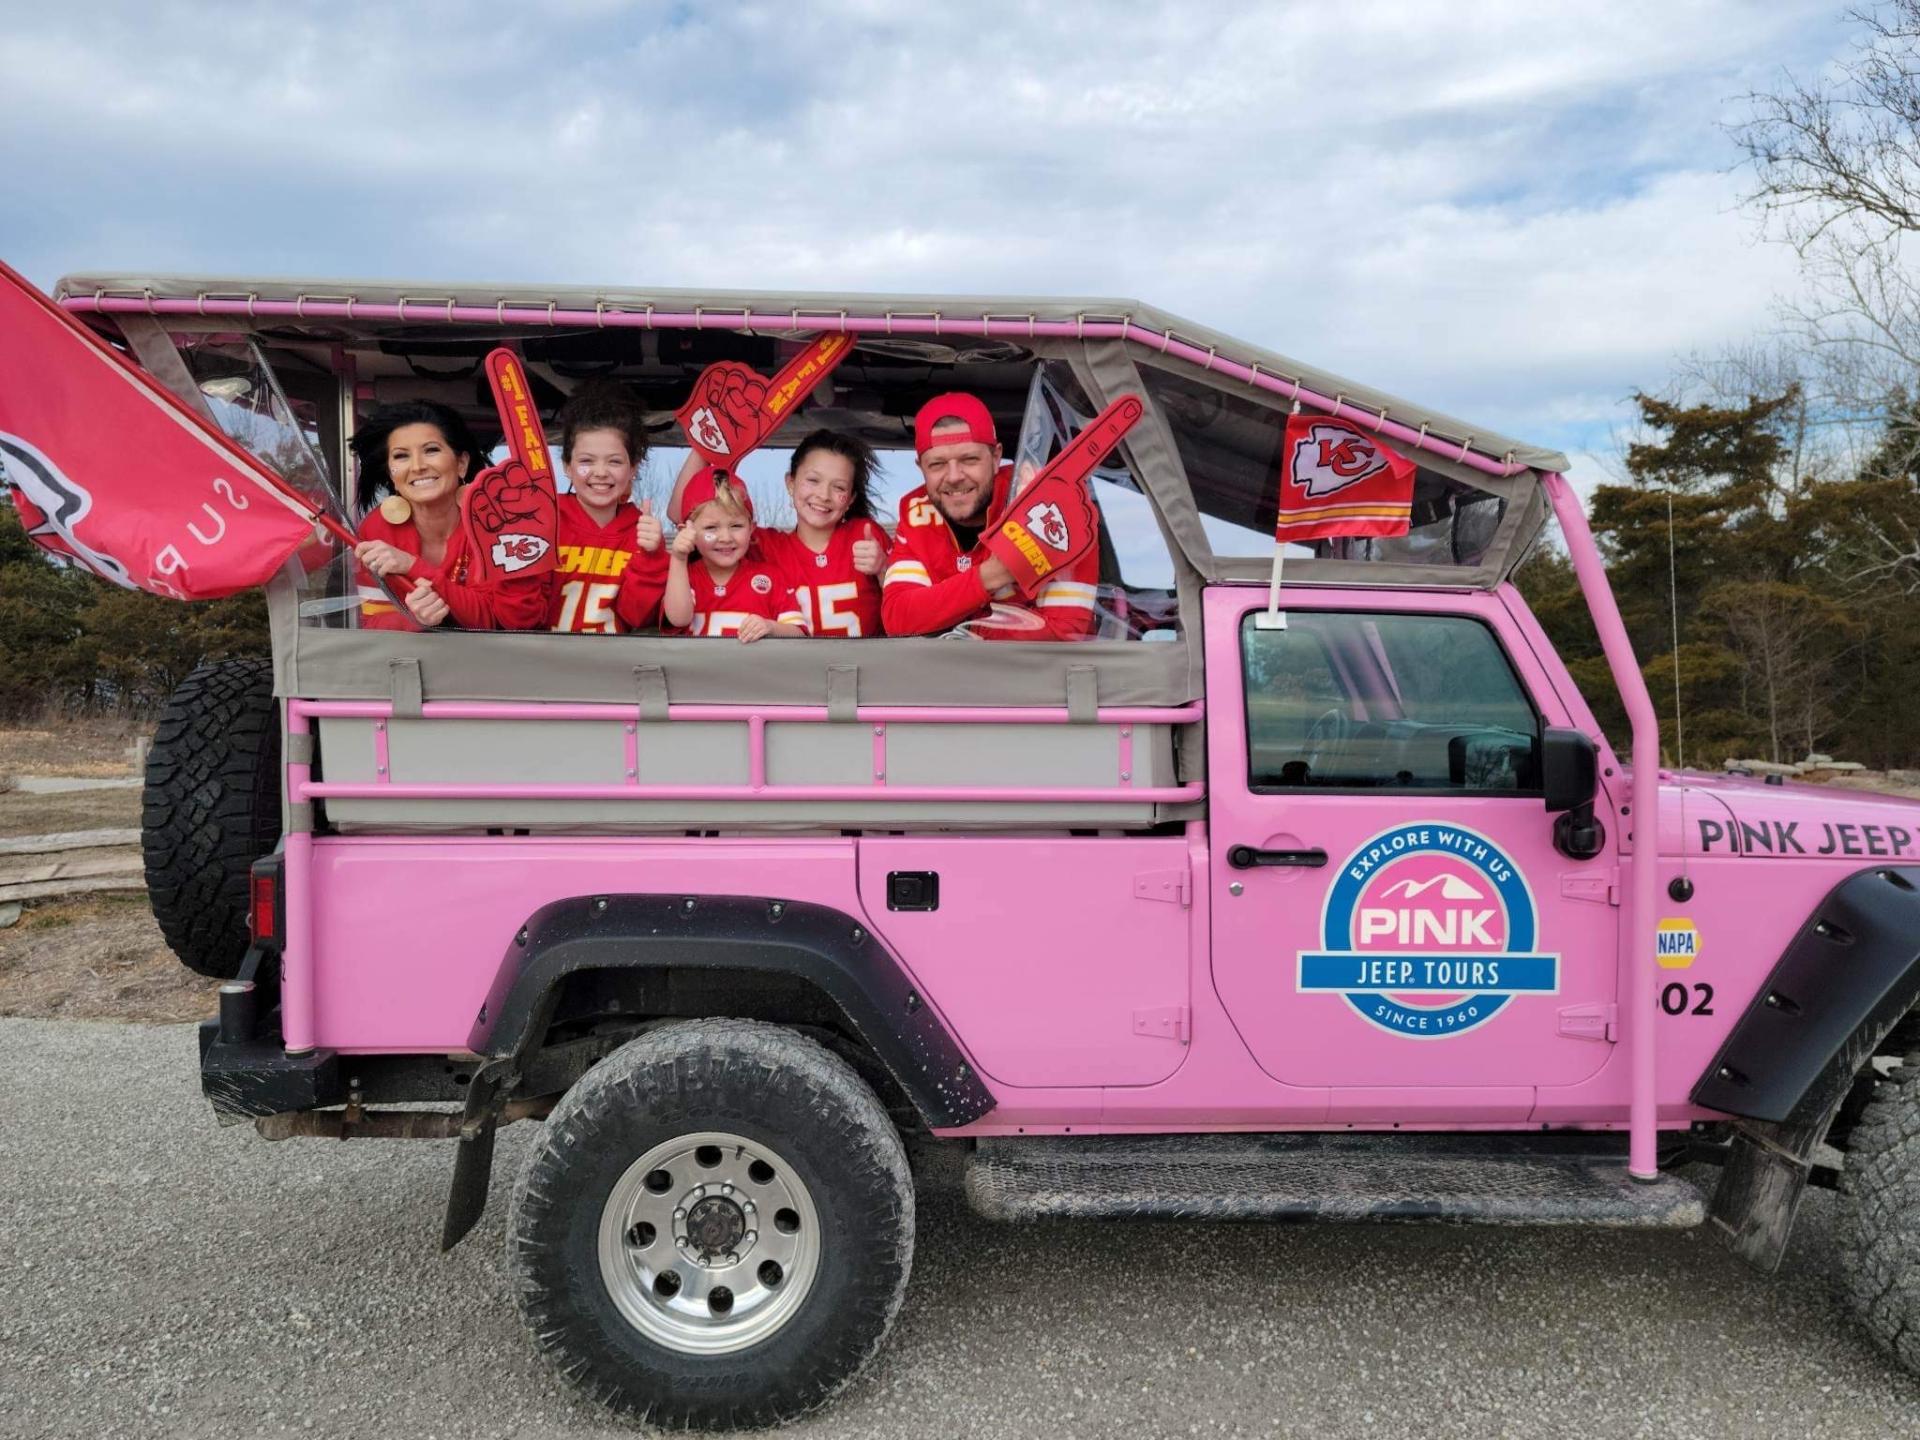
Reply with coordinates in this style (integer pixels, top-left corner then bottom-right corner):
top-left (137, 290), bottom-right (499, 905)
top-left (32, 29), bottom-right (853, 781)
top-left (1519, 3), bottom-right (1920, 769)
top-left (0, 503), bottom-right (265, 721)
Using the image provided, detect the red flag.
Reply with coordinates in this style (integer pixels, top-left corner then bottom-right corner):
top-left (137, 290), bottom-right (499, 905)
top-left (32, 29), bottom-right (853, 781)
top-left (461, 350), bottom-right (558, 587)
top-left (0, 262), bottom-right (328, 599)
top-left (1274, 414), bottom-right (1415, 543)
top-left (676, 333), bottom-right (854, 472)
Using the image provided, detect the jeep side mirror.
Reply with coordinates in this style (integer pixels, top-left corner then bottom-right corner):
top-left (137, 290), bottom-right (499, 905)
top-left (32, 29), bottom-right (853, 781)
top-left (1540, 728), bottom-right (1597, 813)
top-left (1540, 727), bottom-right (1606, 859)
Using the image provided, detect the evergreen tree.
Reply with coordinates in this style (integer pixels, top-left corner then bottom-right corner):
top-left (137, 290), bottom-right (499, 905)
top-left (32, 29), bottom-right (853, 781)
top-left (0, 502), bottom-right (268, 720)
top-left (1521, 389), bottom-right (1843, 766)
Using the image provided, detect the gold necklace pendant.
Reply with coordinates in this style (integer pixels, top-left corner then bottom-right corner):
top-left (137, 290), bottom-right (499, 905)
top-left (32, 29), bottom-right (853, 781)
top-left (379, 494), bottom-right (413, 524)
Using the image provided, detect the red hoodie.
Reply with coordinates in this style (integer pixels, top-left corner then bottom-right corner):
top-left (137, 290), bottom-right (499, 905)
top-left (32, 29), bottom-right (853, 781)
top-left (354, 507), bottom-right (548, 631)
top-left (879, 465), bottom-right (1098, 640)
top-left (547, 494), bottom-right (669, 632)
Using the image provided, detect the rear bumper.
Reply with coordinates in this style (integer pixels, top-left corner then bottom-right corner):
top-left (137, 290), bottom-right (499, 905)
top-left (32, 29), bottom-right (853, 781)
top-left (196, 940), bottom-right (343, 1117)
top-left (198, 1021), bottom-right (343, 1117)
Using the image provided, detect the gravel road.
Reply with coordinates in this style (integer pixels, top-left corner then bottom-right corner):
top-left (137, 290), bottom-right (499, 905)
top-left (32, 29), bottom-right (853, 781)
top-left (2, 1018), bottom-right (1915, 1440)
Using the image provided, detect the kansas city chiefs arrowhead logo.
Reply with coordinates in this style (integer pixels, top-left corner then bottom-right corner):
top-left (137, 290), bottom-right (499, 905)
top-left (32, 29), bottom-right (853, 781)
top-left (1025, 500), bottom-right (1071, 552)
top-left (490, 533), bottom-right (550, 572)
top-left (1291, 421), bottom-right (1389, 498)
top-left (688, 407), bottom-right (731, 457)
top-left (0, 431), bottom-right (136, 588)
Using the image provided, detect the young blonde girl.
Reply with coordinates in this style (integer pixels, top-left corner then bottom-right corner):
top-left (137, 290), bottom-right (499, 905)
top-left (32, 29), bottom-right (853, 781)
top-left (653, 469), bottom-right (808, 642)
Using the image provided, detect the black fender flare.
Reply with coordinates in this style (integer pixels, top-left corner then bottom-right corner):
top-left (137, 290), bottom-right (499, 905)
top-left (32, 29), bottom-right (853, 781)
top-left (1690, 864), bottom-right (1920, 1271)
top-left (1692, 864), bottom-right (1920, 1124)
top-left (468, 892), bottom-right (996, 1130)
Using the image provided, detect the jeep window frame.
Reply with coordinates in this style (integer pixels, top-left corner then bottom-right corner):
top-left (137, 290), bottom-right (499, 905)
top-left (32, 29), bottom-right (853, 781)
top-left (1238, 608), bottom-right (1547, 799)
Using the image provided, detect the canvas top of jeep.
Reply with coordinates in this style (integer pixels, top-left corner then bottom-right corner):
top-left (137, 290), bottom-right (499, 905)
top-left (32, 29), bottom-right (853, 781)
top-left (56, 272), bottom-right (1562, 696)
top-left (37, 273), bottom-right (1920, 1430)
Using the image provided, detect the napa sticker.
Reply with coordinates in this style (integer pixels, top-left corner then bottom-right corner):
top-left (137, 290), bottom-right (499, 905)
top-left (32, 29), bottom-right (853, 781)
top-left (1298, 824), bottom-right (1559, 1037)
top-left (1655, 918), bottom-right (1701, 969)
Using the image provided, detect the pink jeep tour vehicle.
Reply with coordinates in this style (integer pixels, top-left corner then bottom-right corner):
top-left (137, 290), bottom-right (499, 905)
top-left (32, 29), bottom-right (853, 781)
top-left (58, 274), bottom-right (1919, 1428)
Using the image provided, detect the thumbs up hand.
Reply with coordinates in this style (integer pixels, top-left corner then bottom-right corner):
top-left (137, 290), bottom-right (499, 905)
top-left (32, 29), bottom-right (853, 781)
top-left (635, 497), bottom-right (662, 553)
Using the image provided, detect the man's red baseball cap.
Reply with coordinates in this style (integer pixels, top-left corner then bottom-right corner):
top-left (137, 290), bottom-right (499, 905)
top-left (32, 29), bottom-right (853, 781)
top-left (914, 393), bottom-right (998, 455)
top-left (682, 464), bottom-right (753, 520)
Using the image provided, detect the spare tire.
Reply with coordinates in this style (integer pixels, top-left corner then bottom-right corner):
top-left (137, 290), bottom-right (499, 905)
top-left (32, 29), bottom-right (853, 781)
top-left (141, 657), bottom-right (282, 979)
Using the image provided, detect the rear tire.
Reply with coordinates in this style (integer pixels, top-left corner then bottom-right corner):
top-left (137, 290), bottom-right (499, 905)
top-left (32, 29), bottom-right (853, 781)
top-left (140, 657), bottom-right (281, 979)
top-left (508, 1019), bottom-right (914, 1430)
top-left (1840, 1037), bottom-right (1920, 1374)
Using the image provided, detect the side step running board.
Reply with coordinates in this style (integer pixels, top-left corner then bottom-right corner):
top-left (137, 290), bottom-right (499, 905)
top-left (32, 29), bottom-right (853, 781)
top-left (965, 1134), bottom-right (1706, 1228)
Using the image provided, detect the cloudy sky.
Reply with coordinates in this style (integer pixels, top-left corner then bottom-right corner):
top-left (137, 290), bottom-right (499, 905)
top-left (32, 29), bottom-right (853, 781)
top-left (3, 0), bottom-right (1849, 493)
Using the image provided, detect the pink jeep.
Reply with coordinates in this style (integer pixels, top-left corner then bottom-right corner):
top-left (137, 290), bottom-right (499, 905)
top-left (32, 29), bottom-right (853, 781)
top-left (71, 274), bottom-right (1920, 1429)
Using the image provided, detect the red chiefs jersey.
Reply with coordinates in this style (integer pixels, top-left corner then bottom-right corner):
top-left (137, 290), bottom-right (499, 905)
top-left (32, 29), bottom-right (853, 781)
top-left (880, 464), bottom-right (1099, 641)
top-left (680, 557), bottom-right (809, 637)
top-left (355, 508), bottom-right (548, 632)
top-left (755, 520), bottom-right (886, 637)
top-left (547, 494), bottom-right (669, 633)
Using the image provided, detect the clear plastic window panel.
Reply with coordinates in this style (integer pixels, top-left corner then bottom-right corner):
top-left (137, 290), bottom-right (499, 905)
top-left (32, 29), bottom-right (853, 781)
top-left (1138, 364), bottom-right (1508, 569)
top-left (1005, 360), bottom-right (1179, 640)
top-left (171, 335), bottom-right (373, 627)
top-left (1241, 612), bottom-right (1540, 792)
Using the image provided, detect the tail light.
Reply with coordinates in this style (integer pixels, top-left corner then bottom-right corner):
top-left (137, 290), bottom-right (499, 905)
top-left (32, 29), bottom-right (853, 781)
top-left (249, 856), bottom-right (282, 947)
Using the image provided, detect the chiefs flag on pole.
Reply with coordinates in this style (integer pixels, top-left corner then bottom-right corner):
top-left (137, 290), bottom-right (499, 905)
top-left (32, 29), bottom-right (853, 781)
top-left (0, 261), bottom-right (323, 600)
top-left (1274, 413), bottom-right (1415, 543)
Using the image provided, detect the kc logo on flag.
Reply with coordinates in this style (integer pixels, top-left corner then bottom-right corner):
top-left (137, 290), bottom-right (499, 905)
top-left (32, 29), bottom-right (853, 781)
top-left (0, 262), bottom-right (331, 600)
top-left (1275, 414), bottom-right (1415, 544)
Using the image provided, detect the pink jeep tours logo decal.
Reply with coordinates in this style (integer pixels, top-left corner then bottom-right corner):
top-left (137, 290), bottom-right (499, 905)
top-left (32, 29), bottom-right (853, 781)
top-left (1299, 823), bottom-right (1558, 1037)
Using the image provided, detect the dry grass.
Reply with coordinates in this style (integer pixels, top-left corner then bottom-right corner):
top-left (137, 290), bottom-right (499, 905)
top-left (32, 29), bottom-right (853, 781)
top-left (0, 719), bottom-right (197, 1022)
top-left (0, 786), bottom-right (141, 838)
top-left (1816, 771), bottom-right (1920, 800)
top-left (0, 713), bottom-right (149, 778)
top-left (0, 892), bottom-right (214, 1024)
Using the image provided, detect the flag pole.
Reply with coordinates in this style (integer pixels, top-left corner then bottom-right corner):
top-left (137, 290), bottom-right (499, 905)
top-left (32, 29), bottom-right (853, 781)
top-left (1255, 398), bottom-right (1303, 632)
top-left (1254, 541), bottom-right (1287, 630)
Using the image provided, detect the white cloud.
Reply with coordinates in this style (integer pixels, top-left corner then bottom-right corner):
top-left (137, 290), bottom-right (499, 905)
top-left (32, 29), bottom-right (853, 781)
top-left (0, 0), bottom-right (1851, 470)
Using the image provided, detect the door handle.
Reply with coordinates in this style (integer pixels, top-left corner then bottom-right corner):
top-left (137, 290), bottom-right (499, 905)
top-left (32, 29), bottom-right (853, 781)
top-left (1227, 845), bottom-right (1328, 870)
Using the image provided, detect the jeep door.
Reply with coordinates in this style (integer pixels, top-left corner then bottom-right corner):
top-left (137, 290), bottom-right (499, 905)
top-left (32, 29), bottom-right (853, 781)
top-left (1204, 588), bottom-right (1619, 1112)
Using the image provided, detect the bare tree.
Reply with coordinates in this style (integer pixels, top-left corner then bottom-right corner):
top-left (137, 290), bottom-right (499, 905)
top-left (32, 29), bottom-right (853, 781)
top-left (1733, 3), bottom-right (1920, 247)
top-left (1702, 580), bottom-right (1858, 762)
top-left (1728, 5), bottom-right (1920, 479)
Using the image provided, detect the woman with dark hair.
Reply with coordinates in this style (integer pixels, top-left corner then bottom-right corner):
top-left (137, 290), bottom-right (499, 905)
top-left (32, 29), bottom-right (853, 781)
top-left (349, 400), bottom-right (547, 631)
top-left (751, 429), bottom-right (887, 637)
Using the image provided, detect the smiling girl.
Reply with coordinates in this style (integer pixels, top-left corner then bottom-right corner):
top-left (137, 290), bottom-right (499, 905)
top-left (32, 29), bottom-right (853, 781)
top-left (350, 401), bottom-right (548, 631)
top-left (548, 382), bottom-right (668, 633)
top-left (657, 469), bottom-right (807, 642)
top-left (752, 430), bottom-right (886, 637)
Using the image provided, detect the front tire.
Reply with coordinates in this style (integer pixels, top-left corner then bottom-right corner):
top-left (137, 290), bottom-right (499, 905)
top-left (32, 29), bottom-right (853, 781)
top-left (508, 1020), bottom-right (914, 1429)
top-left (1840, 1035), bottom-right (1920, 1374)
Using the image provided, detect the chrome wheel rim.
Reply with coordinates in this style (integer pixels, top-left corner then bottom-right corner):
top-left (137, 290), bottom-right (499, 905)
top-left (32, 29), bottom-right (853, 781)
top-left (596, 1130), bottom-right (821, 1355)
